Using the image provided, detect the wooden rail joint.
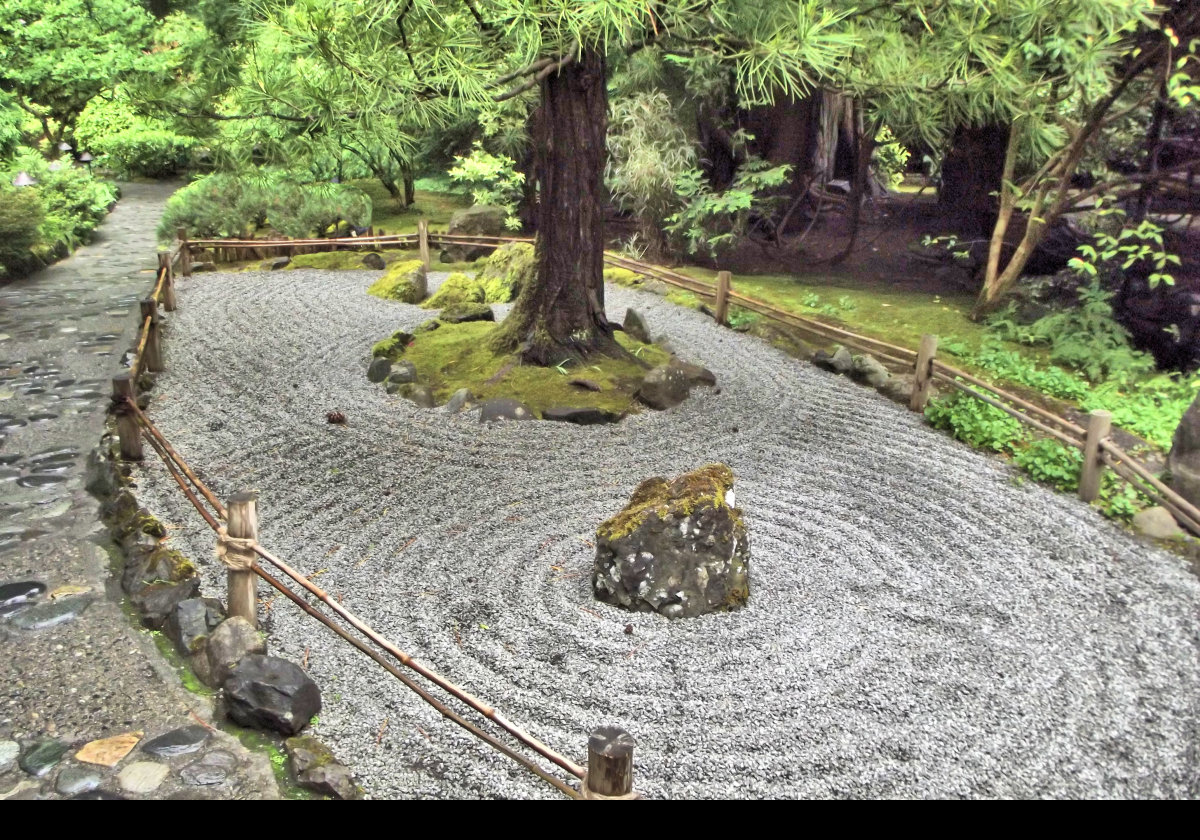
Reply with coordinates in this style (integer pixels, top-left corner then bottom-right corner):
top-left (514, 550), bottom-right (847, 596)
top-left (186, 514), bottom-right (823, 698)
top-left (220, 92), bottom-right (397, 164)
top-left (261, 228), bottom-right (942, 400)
top-left (581, 726), bottom-right (638, 800)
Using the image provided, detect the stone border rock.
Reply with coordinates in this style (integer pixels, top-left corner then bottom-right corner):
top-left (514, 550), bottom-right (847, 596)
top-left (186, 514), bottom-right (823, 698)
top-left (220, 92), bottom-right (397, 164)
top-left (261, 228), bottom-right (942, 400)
top-left (89, 397), bottom-right (362, 799)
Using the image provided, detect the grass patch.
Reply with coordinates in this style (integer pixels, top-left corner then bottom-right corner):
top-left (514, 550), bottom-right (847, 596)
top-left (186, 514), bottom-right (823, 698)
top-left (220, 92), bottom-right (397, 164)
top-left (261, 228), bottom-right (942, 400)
top-left (396, 320), bottom-right (670, 416)
top-left (350, 180), bottom-right (472, 234)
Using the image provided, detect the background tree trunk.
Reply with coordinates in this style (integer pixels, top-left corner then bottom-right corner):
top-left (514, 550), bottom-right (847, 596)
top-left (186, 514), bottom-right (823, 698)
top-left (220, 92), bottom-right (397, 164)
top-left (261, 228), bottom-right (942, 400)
top-left (490, 49), bottom-right (615, 365)
top-left (939, 123), bottom-right (1009, 236)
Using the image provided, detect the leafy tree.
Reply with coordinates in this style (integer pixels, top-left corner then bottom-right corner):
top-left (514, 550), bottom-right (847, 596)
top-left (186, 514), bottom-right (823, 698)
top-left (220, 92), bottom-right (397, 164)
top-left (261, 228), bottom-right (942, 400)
top-left (0, 0), bottom-right (155, 144)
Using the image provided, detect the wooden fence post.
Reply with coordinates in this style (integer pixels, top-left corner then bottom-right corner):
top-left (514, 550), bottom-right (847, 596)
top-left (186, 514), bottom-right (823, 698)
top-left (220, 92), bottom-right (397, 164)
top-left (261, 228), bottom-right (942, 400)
top-left (910, 334), bottom-right (938, 412)
top-left (1080, 409), bottom-right (1112, 503)
top-left (417, 219), bottom-right (431, 270)
top-left (158, 251), bottom-right (178, 312)
top-left (582, 726), bottom-right (637, 800)
top-left (226, 491), bottom-right (259, 627)
top-left (177, 227), bottom-right (192, 277)
top-left (140, 300), bottom-right (164, 373)
top-left (110, 374), bottom-right (143, 461)
top-left (714, 270), bottom-right (732, 326)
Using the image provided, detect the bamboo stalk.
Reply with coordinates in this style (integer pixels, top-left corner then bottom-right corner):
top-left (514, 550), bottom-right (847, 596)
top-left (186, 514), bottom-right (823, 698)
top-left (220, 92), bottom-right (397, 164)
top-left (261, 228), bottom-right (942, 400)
top-left (250, 542), bottom-right (586, 779)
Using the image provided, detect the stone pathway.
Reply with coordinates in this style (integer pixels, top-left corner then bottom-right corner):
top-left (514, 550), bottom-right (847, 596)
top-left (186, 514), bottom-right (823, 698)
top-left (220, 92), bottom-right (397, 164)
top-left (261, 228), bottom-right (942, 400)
top-left (0, 182), bottom-right (278, 800)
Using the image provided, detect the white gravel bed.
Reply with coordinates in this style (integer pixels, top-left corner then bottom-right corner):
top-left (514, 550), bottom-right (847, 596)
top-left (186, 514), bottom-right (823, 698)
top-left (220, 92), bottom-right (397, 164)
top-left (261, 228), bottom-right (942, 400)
top-left (133, 267), bottom-right (1200, 799)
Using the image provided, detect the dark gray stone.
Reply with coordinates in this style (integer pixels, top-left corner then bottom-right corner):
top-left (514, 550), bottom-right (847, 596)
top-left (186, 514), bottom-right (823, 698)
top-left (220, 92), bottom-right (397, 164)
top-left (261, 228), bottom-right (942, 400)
top-left (19, 737), bottom-right (68, 777)
top-left (438, 302), bottom-right (494, 324)
top-left (8, 594), bottom-right (93, 630)
top-left (813, 345), bottom-right (853, 374)
top-left (850, 353), bottom-right (891, 388)
top-left (361, 252), bottom-right (386, 270)
top-left (204, 616), bottom-right (266, 686)
top-left (367, 356), bottom-right (392, 383)
top-left (71, 790), bottom-right (126, 800)
top-left (399, 383), bottom-right (436, 408)
top-left (440, 205), bottom-right (504, 261)
top-left (479, 398), bottom-right (533, 423)
top-left (129, 578), bottom-right (200, 630)
top-left (567, 378), bottom-right (602, 392)
top-left (223, 655), bottom-right (322, 736)
top-left (443, 388), bottom-right (475, 414)
top-left (165, 598), bottom-right (225, 656)
top-left (623, 308), bottom-right (651, 343)
top-left (0, 581), bottom-right (46, 608)
top-left (878, 373), bottom-right (917, 405)
top-left (543, 406), bottom-right (621, 425)
top-left (141, 725), bottom-right (210, 758)
top-left (1132, 506), bottom-right (1183, 539)
top-left (386, 361), bottom-right (417, 385)
top-left (1168, 393), bottom-right (1200, 507)
top-left (637, 362), bottom-right (691, 410)
top-left (55, 765), bottom-right (101, 795)
top-left (180, 751), bottom-right (237, 786)
top-left (670, 358), bottom-right (717, 387)
top-left (263, 257), bottom-right (291, 271)
top-left (594, 464), bottom-right (749, 619)
top-left (285, 736), bottom-right (361, 800)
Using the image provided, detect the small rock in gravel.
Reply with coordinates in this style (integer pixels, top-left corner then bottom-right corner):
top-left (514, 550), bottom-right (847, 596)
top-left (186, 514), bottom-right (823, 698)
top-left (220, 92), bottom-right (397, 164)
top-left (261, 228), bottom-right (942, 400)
top-left (55, 766), bottom-right (101, 795)
top-left (399, 383), bottom-right (436, 408)
top-left (224, 655), bottom-right (321, 736)
top-left (141, 725), bottom-right (210, 758)
top-left (0, 741), bottom-right (18, 774)
top-left (117, 761), bottom-right (169, 794)
top-left (670, 357), bottom-right (717, 387)
top-left (1132, 506), bottom-right (1183, 539)
top-left (285, 736), bottom-right (361, 800)
top-left (813, 345), bottom-right (853, 374)
top-left (479, 398), bottom-right (533, 422)
top-left (367, 356), bottom-right (392, 383)
top-left (636, 362), bottom-right (691, 410)
top-left (8, 594), bottom-right (92, 630)
top-left (850, 353), bottom-right (891, 388)
top-left (387, 361), bottom-right (417, 385)
top-left (263, 257), bottom-right (291, 271)
top-left (180, 751), bottom-right (237, 786)
top-left (443, 388), bottom-right (475, 414)
top-left (19, 737), bottom-right (68, 777)
top-left (623, 308), bottom-right (651, 343)
top-left (204, 616), bottom-right (266, 685)
top-left (361, 253), bottom-right (385, 270)
top-left (543, 406), bottom-right (621, 425)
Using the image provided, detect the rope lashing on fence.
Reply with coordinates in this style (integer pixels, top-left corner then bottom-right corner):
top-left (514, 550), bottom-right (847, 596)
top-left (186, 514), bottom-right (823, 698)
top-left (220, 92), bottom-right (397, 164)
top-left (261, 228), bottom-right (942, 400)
top-left (215, 525), bottom-right (257, 571)
top-left (118, 394), bottom-right (589, 796)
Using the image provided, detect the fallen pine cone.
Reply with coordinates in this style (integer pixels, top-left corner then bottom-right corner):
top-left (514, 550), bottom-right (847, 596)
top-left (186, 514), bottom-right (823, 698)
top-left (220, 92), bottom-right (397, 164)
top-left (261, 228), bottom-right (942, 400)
top-left (326, 410), bottom-right (346, 425)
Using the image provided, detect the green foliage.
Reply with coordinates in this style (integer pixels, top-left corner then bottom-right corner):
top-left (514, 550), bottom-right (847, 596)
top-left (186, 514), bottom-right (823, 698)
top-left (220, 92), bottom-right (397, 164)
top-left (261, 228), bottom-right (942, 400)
top-left (667, 153), bottom-right (792, 257)
top-left (985, 283), bottom-right (1155, 384)
top-left (1068, 211), bottom-right (1181, 288)
top-left (1083, 374), bottom-right (1200, 450)
top-left (101, 129), bottom-right (197, 178)
top-left (925, 391), bottom-right (1026, 454)
top-left (0, 185), bottom-right (44, 277)
top-left (158, 172), bottom-right (372, 240)
top-left (960, 340), bottom-right (1090, 401)
top-left (1012, 439), bottom-right (1082, 493)
top-left (872, 125), bottom-right (910, 190)
top-left (447, 143), bottom-right (524, 230)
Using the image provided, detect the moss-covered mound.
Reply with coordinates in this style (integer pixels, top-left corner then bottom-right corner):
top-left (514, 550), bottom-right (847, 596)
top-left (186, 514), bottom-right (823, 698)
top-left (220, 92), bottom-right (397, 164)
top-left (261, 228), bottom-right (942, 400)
top-left (477, 242), bottom-right (534, 303)
top-left (285, 251), bottom-right (381, 271)
top-left (421, 272), bottom-right (485, 308)
top-left (385, 320), bottom-right (671, 418)
top-left (367, 259), bottom-right (427, 304)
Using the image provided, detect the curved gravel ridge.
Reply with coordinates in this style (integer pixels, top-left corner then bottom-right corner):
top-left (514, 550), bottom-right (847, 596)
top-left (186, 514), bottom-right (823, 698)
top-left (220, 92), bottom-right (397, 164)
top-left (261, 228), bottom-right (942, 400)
top-left (133, 267), bottom-right (1200, 799)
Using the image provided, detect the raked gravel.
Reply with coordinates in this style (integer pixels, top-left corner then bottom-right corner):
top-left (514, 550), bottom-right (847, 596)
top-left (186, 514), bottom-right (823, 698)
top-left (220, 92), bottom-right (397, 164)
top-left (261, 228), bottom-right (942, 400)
top-left (132, 267), bottom-right (1200, 800)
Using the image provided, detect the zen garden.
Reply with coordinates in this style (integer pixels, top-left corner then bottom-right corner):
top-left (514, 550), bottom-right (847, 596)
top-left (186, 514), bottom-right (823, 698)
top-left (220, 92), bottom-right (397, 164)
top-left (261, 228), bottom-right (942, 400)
top-left (2, 0), bottom-right (1200, 802)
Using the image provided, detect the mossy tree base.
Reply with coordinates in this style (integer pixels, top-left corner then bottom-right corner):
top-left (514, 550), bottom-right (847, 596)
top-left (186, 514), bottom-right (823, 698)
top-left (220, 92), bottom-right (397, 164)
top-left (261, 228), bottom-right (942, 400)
top-left (385, 320), bottom-right (671, 418)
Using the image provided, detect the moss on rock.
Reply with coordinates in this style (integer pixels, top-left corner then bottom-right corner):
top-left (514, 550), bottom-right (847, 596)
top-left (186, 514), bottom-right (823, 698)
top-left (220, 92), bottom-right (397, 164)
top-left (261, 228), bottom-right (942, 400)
top-left (367, 259), bottom-right (427, 304)
top-left (285, 251), bottom-right (381, 271)
top-left (371, 330), bottom-right (413, 361)
top-left (383, 320), bottom-right (670, 417)
top-left (597, 464), bottom-right (737, 542)
top-left (422, 272), bottom-right (485, 309)
top-left (603, 267), bottom-right (644, 288)
top-left (477, 242), bottom-right (534, 303)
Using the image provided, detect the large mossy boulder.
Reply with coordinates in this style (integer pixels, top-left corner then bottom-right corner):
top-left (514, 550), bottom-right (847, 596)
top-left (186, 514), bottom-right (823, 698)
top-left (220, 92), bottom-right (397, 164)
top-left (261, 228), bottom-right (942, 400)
top-left (367, 259), bottom-right (427, 304)
top-left (1168, 392), bottom-right (1200, 506)
top-left (422, 272), bottom-right (485, 309)
top-left (594, 464), bottom-right (749, 618)
top-left (441, 205), bottom-right (505, 262)
top-left (477, 242), bottom-right (534, 303)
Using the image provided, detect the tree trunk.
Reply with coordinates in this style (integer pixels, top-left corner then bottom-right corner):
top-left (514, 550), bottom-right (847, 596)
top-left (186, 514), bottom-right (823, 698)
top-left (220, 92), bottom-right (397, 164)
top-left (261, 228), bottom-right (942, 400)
top-left (490, 49), bottom-right (616, 365)
top-left (939, 123), bottom-right (1010, 236)
top-left (403, 172), bottom-right (415, 207)
top-left (831, 108), bottom-right (878, 265)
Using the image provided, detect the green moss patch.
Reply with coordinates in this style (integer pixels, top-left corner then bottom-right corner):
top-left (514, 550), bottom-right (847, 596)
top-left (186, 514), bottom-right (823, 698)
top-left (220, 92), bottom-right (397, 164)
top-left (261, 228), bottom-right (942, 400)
top-left (422, 272), bottom-right (485, 308)
top-left (284, 251), bottom-right (378, 271)
top-left (391, 321), bottom-right (670, 417)
top-left (367, 259), bottom-right (427, 304)
top-left (597, 464), bottom-right (739, 541)
top-left (477, 242), bottom-right (533, 303)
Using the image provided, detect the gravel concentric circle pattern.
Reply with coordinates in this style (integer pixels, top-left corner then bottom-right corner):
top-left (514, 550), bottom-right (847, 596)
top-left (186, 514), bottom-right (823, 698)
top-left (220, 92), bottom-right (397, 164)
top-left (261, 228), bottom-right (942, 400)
top-left (133, 268), bottom-right (1200, 799)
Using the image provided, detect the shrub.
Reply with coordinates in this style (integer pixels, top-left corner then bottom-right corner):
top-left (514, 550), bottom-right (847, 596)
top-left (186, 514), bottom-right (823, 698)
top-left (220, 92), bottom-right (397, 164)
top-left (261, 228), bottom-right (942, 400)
top-left (0, 186), bottom-right (45, 278)
top-left (1013, 439), bottom-right (1082, 492)
top-left (925, 391), bottom-right (1027, 453)
top-left (102, 129), bottom-right (197, 178)
top-left (447, 143), bottom-right (524, 229)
